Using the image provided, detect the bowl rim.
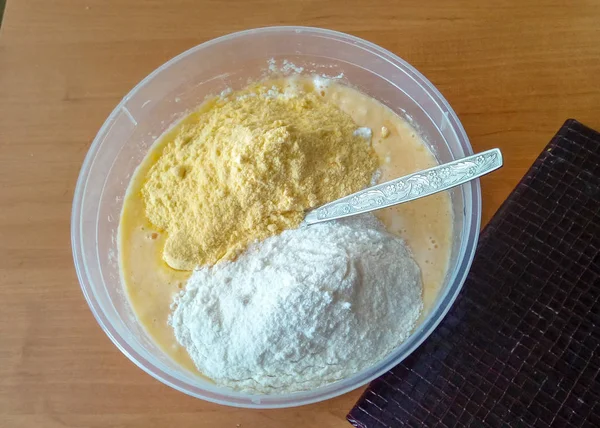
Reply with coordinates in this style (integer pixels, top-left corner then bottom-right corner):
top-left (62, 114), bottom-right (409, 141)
top-left (71, 25), bottom-right (481, 408)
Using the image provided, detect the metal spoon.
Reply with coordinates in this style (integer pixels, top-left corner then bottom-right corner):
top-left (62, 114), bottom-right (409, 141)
top-left (303, 148), bottom-right (503, 226)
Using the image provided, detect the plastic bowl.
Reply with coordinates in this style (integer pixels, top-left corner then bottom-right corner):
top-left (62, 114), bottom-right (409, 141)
top-left (71, 26), bottom-right (481, 408)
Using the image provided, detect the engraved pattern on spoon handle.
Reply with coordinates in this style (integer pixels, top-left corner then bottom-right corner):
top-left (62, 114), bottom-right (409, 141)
top-left (303, 148), bottom-right (503, 225)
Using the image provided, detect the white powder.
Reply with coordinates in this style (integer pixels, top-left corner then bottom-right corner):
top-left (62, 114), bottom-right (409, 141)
top-left (169, 214), bottom-right (422, 394)
top-left (281, 59), bottom-right (304, 74)
top-left (353, 126), bottom-right (373, 141)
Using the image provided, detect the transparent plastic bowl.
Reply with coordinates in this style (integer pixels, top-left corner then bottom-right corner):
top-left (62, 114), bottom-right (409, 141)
top-left (71, 26), bottom-right (481, 408)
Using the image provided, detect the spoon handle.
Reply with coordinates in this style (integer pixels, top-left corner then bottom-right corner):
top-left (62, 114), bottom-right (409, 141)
top-left (303, 148), bottom-right (503, 225)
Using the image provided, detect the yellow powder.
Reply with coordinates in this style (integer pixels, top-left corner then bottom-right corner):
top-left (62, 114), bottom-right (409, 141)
top-left (142, 83), bottom-right (379, 270)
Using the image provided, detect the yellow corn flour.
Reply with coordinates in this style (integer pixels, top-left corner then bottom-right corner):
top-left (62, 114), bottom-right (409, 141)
top-left (142, 83), bottom-right (379, 270)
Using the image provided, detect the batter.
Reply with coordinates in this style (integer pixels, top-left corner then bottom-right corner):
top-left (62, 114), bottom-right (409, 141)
top-left (119, 78), bottom-right (453, 376)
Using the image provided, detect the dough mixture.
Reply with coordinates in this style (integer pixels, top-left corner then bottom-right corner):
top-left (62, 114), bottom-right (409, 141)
top-left (119, 75), bottom-right (453, 391)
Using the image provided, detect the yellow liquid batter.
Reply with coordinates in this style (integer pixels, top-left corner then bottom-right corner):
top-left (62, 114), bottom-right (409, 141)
top-left (119, 79), bottom-right (453, 376)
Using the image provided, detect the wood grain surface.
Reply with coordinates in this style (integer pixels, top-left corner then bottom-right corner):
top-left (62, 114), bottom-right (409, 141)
top-left (1, 1), bottom-right (599, 427)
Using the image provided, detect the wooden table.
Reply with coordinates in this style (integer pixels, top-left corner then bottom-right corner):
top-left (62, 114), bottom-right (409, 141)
top-left (1, 0), bottom-right (599, 426)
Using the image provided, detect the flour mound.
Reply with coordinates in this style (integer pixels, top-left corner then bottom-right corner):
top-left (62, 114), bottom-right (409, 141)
top-left (169, 215), bottom-right (422, 394)
top-left (142, 83), bottom-right (378, 270)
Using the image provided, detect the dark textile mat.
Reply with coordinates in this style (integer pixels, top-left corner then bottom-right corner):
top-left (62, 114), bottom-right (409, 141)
top-left (347, 119), bottom-right (600, 428)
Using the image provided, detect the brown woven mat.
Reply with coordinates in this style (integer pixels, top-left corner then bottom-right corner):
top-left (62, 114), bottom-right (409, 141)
top-left (347, 119), bottom-right (600, 428)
